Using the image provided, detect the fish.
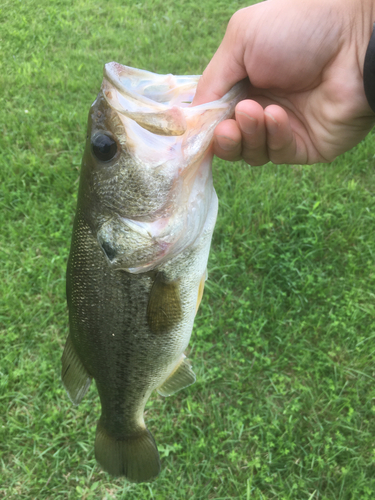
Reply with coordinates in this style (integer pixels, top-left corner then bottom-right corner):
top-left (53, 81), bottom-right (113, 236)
top-left (62, 62), bottom-right (246, 483)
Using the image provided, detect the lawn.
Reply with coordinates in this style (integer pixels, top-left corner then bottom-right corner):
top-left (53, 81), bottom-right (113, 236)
top-left (1, 0), bottom-right (375, 499)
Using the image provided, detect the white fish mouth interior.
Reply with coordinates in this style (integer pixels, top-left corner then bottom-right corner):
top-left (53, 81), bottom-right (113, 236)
top-left (103, 62), bottom-right (200, 110)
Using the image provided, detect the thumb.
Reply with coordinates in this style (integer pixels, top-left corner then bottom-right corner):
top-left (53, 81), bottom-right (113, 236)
top-left (192, 10), bottom-right (249, 106)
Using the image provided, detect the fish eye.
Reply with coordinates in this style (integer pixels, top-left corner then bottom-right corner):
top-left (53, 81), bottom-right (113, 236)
top-left (91, 133), bottom-right (118, 162)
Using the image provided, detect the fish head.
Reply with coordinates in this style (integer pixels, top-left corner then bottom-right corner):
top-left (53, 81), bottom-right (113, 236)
top-left (80, 87), bottom-right (178, 272)
top-left (79, 63), bottom-right (248, 273)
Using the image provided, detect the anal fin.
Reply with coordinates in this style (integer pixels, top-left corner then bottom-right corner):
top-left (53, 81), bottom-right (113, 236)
top-left (61, 335), bottom-right (91, 405)
top-left (157, 355), bottom-right (196, 397)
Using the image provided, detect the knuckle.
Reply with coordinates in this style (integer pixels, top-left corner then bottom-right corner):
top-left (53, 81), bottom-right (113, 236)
top-left (227, 8), bottom-right (248, 39)
top-left (228, 9), bottom-right (242, 28)
top-left (242, 150), bottom-right (269, 166)
top-left (267, 149), bottom-right (292, 164)
top-left (267, 142), bottom-right (294, 164)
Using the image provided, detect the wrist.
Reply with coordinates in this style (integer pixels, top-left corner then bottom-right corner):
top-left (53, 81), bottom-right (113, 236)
top-left (345, 0), bottom-right (375, 77)
top-left (337, 0), bottom-right (375, 114)
top-left (355, 0), bottom-right (375, 113)
top-left (364, 23), bottom-right (375, 112)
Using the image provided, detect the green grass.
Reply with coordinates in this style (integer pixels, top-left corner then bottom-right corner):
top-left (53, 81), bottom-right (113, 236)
top-left (1, 0), bottom-right (375, 498)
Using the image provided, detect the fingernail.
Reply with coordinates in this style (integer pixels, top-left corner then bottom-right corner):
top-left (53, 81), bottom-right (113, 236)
top-left (265, 112), bottom-right (279, 135)
top-left (237, 111), bottom-right (257, 134)
top-left (216, 135), bottom-right (238, 151)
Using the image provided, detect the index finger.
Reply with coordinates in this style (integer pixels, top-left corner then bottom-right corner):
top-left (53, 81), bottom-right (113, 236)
top-left (192, 10), bottom-right (249, 106)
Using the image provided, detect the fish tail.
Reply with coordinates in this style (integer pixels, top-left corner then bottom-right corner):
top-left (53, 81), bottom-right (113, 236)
top-left (95, 421), bottom-right (161, 482)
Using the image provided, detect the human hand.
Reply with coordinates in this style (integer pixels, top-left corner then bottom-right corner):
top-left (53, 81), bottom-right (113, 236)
top-left (192, 0), bottom-right (375, 165)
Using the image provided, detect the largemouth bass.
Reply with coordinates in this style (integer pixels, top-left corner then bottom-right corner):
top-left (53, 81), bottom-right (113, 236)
top-left (62, 62), bottom-right (246, 482)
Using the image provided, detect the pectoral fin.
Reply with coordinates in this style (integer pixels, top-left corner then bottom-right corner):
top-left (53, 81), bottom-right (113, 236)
top-left (61, 335), bottom-right (91, 405)
top-left (147, 273), bottom-right (182, 335)
top-left (157, 355), bottom-right (196, 397)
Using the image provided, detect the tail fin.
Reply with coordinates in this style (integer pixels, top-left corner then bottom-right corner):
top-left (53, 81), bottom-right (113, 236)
top-left (95, 421), bottom-right (161, 482)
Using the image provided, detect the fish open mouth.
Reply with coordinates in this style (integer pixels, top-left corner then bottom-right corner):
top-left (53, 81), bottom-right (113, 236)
top-left (102, 63), bottom-right (198, 137)
top-left (94, 63), bottom-right (248, 273)
top-left (101, 62), bottom-right (248, 177)
top-left (102, 62), bottom-right (247, 139)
